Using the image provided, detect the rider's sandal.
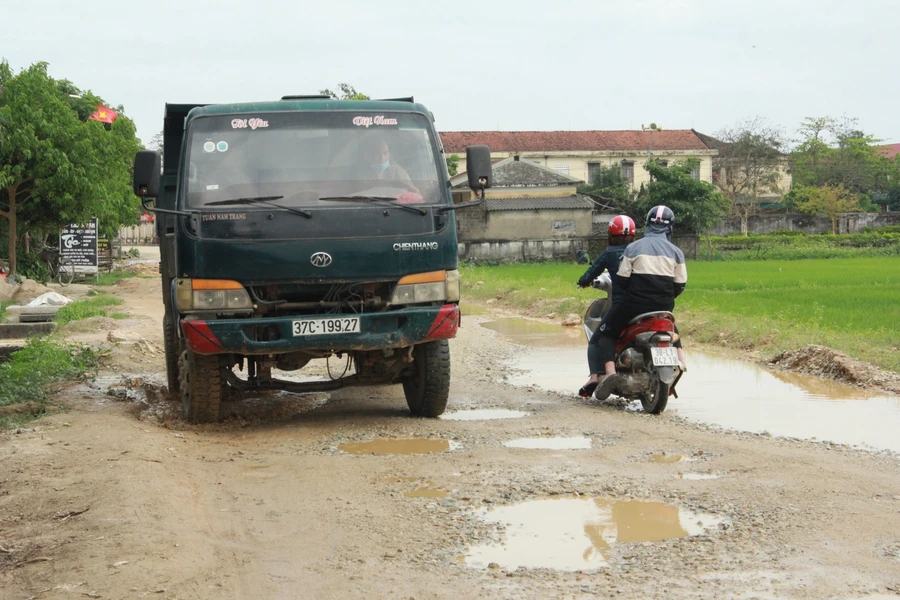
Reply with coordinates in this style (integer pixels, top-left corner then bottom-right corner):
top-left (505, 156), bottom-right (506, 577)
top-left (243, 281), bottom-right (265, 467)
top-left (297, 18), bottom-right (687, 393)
top-left (578, 382), bottom-right (598, 398)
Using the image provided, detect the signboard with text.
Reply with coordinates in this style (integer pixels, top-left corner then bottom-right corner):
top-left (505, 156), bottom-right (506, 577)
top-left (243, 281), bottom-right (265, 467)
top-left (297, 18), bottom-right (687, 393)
top-left (60, 219), bottom-right (99, 274)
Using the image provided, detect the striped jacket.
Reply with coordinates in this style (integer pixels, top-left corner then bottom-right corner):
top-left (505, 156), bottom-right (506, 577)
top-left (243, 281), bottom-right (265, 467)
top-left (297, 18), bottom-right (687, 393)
top-left (617, 231), bottom-right (687, 309)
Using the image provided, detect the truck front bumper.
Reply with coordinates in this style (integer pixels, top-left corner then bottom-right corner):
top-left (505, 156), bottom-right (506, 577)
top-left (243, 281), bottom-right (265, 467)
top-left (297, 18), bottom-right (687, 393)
top-left (180, 304), bottom-right (459, 356)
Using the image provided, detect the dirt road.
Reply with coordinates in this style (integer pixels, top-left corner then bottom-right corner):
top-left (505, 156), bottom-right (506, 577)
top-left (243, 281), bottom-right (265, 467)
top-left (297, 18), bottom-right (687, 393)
top-left (2, 276), bottom-right (899, 600)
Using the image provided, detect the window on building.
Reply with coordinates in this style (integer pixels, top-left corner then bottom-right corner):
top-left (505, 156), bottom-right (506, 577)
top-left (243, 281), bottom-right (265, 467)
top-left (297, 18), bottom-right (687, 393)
top-left (621, 161), bottom-right (634, 185)
top-left (659, 160), bottom-right (668, 169)
top-left (587, 162), bottom-right (603, 184)
top-left (691, 164), bottom-right (701, 180)
top-left (554, 164), bottom-right (570, 175)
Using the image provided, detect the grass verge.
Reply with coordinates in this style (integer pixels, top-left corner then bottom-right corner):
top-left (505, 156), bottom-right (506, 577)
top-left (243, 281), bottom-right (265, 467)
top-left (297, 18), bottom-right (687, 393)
top-left (94, 271), bottom-right (139, 286)
top-left (0, 338), bottom-right (99, 427)
top-left (56, 294), bottom-right (125, 325)
top-left (460, 257), bottom-right (900, 374)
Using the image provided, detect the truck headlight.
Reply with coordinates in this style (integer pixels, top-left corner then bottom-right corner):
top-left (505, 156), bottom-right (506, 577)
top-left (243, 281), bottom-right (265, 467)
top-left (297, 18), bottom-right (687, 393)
top-left (176, 279), bottom-right (253, 312)
top-left (389, 269), bottom-right (460, 306)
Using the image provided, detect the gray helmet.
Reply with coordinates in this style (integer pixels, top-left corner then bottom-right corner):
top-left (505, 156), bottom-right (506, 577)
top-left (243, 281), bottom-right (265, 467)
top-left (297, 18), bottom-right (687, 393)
top-left (646, 205), bottom-right (675, 227)
top-left (646, 205), bottom-right (675, 239)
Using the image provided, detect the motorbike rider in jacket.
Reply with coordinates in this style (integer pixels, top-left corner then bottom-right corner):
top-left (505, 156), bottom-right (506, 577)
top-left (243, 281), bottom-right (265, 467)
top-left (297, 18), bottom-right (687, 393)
top-left (576, 215), bottom-right (636, 397)
top-left (594, 205), bottom-right (688, 387)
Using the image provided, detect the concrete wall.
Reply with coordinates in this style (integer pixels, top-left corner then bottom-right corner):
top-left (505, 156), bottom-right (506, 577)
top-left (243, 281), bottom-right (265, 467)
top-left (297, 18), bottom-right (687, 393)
top-left (458, 239), bottom-right (585, 262)
top-left (457, 150), bottom-right (716, 189)
top-left (456, 205), bottom-right (593, 242)
top-left (710, 212), bottom-right (900, 236)
top-left (459, 233), bottom-right (700, 262)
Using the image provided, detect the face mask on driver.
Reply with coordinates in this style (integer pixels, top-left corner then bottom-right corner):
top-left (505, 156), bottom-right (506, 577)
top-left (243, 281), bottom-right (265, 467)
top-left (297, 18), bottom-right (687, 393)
top-left (370, 161), bottom-right (390, 172)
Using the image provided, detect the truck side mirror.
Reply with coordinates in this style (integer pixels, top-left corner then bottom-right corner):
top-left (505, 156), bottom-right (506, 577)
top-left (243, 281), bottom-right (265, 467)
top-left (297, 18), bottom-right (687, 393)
top-left (133, 150), bottom-right (161, 198)
top-left (466, 145), bottom-right (492, 194)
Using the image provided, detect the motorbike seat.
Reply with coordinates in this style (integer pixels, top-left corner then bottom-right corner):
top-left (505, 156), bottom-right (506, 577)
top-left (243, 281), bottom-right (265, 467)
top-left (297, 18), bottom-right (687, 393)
top-left (627, 311), bottom-right (674, 325)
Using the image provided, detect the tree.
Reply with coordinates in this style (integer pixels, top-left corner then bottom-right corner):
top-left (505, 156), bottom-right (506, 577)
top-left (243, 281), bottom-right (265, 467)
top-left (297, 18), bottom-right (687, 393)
top-left (790, 116), bottom-right (894, 195)
top-left (634, 158), bottom-right (730, 234)
top-left (713, 118), bottom-right (786, 236)
top-left (445, 153), bottom-right (459, 176)
top-left (794, 184), bottom-right (861, 234)
top-left (319, 83), bottom-right (370, 100)
top-left (577, 164), bottom-right (632, 209)
top-left (0, 60), bottom-right (141, 275)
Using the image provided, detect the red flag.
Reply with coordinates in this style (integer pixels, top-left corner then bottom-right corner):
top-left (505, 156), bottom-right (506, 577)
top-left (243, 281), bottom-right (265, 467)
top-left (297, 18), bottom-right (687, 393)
top-left (88, 104), bottom-right (118, 124)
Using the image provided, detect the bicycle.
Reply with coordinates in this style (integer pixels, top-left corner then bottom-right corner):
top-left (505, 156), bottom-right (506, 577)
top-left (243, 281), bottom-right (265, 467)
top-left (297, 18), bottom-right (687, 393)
top-left (39, 246), bottom-right (76, 286)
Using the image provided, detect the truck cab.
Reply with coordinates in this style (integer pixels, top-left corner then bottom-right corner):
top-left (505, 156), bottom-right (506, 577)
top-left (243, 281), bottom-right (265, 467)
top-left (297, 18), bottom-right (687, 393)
top-left (132, 96), bottom-right (492, 422)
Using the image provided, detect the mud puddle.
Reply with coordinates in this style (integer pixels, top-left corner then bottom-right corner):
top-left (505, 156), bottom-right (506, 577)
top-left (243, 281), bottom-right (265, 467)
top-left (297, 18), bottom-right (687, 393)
top-left (465, 496), bottom-right (724, 571)
top-left (481, 318), bottom-right (584, 347)
top-left (338, 437), bottom-right (459, 455)
top-left (483, 318), bottom-right (900, 453)
top-left (503, 436), bottom-right (592, 449)
top-left (650, 453), bottom-right (695, 464)
top-left (404, 487), bottom-right (449, 498)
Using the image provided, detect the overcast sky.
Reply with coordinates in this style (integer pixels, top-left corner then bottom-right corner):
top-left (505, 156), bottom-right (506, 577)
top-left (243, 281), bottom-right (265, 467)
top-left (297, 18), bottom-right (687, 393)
top-left (4, 0), bottom-right (898, 148)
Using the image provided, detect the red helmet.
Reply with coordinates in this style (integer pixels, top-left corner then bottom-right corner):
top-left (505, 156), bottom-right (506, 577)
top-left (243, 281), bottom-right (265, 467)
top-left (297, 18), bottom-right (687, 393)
top-left (608, 215), bottom-right (636, 236)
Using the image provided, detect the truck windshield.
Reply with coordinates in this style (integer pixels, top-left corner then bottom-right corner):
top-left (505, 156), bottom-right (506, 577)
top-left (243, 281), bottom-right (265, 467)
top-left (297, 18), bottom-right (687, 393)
top-left (183, 111), bottom-right (445, 209)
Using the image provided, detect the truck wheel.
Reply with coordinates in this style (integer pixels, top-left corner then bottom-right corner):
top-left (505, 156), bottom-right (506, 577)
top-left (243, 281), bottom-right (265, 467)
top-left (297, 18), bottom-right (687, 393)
top-left (178, 349), bottom-right (225, 423)
top-left (163, 316), bottom-right (180, 396)
top-left (403, 340), bottom-right (451, 418)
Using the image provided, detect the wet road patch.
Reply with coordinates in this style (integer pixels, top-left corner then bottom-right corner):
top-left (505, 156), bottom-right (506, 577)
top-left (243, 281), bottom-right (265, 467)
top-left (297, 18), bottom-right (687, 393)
top-left (464, 496), bottom-right (724, 571)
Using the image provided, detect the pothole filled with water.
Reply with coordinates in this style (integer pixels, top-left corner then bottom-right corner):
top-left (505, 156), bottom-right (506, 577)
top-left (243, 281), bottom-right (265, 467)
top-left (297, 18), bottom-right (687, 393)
top-left (650, 453), bottom-right (695, 464)
top-left (482, 317), bottom-right (900, 452)
top-left (502, 436), bottom-right (592, 450)
top-left (481, 318), bottom-right (583, 347)
top-left (464, 496), bottom-right (724, 571)
top-left (338, 438), bottom-right (459, 455)
top-left (404, 487), bottom-right (449, 498)
top-left (441, 409), bottom-right (530, 421)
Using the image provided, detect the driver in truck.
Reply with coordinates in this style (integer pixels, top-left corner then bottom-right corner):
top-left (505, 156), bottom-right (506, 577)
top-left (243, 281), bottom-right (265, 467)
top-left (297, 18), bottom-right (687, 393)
top-left (360, 137), bottom-right (419, 194)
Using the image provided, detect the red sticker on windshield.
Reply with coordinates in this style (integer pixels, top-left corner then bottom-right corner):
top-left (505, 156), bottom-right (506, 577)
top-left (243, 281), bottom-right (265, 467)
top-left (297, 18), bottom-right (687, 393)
top-left (353, 115), bottom-right (398, 128)
top-left (232, 118), bottom-right (269, 130)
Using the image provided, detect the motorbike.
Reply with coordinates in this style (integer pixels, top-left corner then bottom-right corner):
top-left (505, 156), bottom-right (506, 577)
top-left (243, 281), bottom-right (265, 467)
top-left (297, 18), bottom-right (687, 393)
top-left (582, 273), bottom-right (683, 414)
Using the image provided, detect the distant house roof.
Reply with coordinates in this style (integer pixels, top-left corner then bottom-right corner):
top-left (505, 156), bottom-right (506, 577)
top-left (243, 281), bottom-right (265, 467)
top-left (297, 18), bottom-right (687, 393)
top-left (691, 130), bottom-right (729, 151)
top-left (439, 130), bottom-right (712, 153)
top-left (485, 195), bottom-right (596, 212)
top-left (450, 156), bottom-right (583, 188)
top-left (880, 143), bottom-right (900, 159)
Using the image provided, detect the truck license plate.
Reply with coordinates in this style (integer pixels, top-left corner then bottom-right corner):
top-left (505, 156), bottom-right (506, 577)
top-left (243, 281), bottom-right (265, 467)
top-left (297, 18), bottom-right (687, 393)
top-left (292, 317), bottom-right (361, 336)
top-left (650, 347), bottom-right (680, 366)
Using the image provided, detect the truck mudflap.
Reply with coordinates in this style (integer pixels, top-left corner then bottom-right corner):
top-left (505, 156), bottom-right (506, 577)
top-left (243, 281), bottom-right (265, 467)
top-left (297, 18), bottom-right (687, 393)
top-left (180, 303), bottom-right (459, 355)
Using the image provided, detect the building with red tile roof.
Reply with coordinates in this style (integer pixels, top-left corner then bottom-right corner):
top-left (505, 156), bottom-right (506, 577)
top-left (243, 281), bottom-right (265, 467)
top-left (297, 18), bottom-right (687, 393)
top-left (439, 129), bottom-right (717, 189)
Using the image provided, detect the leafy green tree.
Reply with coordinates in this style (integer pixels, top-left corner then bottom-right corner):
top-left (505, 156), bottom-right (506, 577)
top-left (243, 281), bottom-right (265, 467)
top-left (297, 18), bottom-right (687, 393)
top-left (790, 116), bottom-right (894, 195)
top-left (577, 164), bottom-right (632, 208)
top-left (0, 60), bottom-right (141, 275)
top-left (794, 184), bottom-right (862, 234)
top-left (634, 157), bottom-right (730, 234)
top-left (319, 83), bottom-right (370, 100)
top-left (446, 153), bottom-right (459, 176)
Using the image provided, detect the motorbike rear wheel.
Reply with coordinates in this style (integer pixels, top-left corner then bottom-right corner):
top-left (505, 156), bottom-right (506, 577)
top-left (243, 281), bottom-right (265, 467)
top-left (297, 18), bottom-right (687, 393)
top-left (640, 378), bottom-right (670, 414)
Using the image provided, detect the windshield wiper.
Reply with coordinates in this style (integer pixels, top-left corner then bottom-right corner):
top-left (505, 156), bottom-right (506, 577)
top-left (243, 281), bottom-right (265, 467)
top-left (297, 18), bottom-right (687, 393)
top-left (205, 196), bottom-right (312, 218)
top-left (319, 196), bottom-right (427, 216)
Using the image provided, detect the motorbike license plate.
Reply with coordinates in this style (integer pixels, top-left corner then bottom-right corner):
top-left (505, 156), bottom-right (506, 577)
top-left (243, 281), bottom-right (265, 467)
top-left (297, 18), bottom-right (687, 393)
top-left (292, 317), bottom-right (360, 336)
top-left (650, 347), bottom-right (680, 366)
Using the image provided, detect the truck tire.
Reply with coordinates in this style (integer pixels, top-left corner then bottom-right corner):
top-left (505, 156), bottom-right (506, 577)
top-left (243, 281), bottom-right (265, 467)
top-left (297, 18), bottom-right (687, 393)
top-left (178, 349), bottom-right (224, 423)
top-left (403, 340), bottom-right (451, 418)
top-left (163, 316), bottom-right (180, 396)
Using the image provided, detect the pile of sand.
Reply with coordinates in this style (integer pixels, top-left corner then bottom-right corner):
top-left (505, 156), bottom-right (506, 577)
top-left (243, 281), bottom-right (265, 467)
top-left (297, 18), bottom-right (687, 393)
top-left (768, 344), bottom-right (900, 395)
top-left (0, 278), bottom-right (52, 303)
